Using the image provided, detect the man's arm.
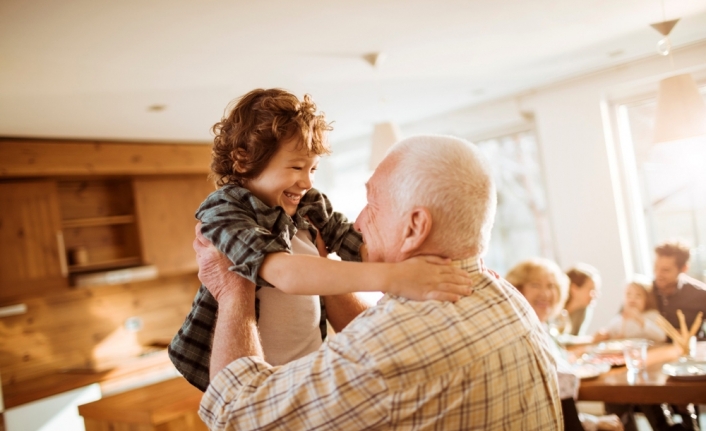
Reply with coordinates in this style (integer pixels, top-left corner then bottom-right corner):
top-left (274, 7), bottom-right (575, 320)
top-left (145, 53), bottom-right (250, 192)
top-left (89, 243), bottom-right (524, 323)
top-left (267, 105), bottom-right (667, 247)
top-left (193, 224), bottom-right (264, 379)
top-left (323, 294), bottom-right (369, 332)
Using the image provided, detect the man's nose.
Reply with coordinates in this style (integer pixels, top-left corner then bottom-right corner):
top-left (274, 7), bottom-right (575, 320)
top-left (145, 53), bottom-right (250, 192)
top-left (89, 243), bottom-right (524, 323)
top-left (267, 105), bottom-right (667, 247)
top-left (353, 209), bottom-right (365, 232)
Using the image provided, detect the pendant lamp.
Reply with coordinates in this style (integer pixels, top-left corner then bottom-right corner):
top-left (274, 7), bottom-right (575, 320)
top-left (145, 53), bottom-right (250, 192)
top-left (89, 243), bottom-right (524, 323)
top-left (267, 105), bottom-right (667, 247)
top-left (650, 18), bottom-right (706, 144)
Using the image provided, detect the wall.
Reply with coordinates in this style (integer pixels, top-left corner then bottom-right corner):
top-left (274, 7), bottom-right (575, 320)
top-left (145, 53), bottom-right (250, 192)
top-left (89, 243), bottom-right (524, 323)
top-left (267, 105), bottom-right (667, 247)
top-left (324, 41), bottom-right (706, 333)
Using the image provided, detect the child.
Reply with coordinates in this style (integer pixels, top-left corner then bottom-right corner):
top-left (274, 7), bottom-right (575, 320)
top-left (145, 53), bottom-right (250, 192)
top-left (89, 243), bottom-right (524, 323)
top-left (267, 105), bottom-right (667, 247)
top-left (594, 275), bottom-right (666, 343)
top-left (169, 88), bottom-right (472, 391)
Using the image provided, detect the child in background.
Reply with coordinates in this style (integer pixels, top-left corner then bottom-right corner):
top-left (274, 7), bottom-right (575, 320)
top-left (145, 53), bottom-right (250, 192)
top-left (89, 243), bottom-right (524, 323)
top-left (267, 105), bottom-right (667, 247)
top-left (169, 88), bottom-right (472, 391)
top-left (594, 275), bottom-right (666, 343)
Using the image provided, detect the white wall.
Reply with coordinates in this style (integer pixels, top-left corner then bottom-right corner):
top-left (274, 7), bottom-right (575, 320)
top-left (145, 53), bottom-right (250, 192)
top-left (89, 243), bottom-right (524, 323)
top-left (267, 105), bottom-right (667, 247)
top-left (325, 41), bottom-right (706, 333)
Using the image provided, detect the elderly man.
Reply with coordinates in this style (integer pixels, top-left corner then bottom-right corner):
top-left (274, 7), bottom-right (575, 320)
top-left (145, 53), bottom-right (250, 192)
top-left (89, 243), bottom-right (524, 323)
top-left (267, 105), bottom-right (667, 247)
top-left (196, 135), bottom-right (562, 430)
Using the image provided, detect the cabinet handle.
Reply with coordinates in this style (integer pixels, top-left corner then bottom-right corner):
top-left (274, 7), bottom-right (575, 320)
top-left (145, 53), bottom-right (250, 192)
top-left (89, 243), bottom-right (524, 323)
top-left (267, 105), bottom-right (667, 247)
top-left (56, 231), bottom-right (69, 277)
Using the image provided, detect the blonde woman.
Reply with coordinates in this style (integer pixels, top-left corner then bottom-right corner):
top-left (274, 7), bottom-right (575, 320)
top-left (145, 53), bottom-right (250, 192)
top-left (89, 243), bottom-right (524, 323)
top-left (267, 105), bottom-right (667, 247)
top-left (507, 258), bottom-right (623, 431)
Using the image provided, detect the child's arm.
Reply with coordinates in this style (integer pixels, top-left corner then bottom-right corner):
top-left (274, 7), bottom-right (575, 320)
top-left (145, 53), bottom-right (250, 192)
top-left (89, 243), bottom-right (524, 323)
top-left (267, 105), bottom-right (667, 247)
top-left (197, 188), bottom-right (471, 301)
top-left (299, 188), bottom-right (363, 262)
top-left (259, 252), bottom-right (472, 302)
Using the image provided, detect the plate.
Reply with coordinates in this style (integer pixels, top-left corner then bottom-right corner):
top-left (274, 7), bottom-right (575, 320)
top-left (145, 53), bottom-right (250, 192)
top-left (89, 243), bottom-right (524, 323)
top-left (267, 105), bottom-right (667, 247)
top-left (662, 360), bottom-right (706, 381)
top-left (570, 362), bottom-right (612, 380)
top-left (591, 339), bottom-right (652, 355)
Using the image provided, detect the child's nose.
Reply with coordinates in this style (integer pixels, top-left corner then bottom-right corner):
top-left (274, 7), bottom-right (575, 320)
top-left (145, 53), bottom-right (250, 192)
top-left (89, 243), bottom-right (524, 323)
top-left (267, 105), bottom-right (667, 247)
top-left (298, 172), bottom-right (313, 189)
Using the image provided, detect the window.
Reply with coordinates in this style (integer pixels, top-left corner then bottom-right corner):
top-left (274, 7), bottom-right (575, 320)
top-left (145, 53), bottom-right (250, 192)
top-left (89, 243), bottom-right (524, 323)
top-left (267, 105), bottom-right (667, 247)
top-left (475, 130), bottom-right (554, 274)
top-left (612, 86), bottom-right (706, 280)
top-left (322, 129), bottom-right (554, 275)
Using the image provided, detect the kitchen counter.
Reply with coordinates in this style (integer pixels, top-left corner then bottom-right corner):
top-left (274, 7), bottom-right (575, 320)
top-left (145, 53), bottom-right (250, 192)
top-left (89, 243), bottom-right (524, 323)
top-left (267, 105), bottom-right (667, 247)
top-left (2, 349), bottom-right (176, 409)
top-left (78, 377), bottom-right (206, 431)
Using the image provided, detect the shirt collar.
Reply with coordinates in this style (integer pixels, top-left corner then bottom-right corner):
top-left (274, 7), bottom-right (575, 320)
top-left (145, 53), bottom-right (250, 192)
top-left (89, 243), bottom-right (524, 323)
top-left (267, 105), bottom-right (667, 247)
top-left (378, 256), bottom-right (485, 305)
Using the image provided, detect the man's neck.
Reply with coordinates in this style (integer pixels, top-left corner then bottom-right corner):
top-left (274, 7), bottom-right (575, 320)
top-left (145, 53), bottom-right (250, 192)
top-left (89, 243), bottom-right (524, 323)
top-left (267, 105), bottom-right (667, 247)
top-left (656, 282), bottom-right (679, 297)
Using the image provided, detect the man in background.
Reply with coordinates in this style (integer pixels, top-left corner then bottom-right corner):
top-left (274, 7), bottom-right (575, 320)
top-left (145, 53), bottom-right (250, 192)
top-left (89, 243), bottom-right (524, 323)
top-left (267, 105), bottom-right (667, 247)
top-left (652, 241), bottom-right (706, 340)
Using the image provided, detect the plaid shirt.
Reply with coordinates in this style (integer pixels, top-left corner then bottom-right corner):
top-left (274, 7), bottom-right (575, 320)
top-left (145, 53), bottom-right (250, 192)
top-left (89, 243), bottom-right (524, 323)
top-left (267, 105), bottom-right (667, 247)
top-left (200, 258), bottom-right (563, 430)
top-left (168, 186), bottom-right (363, 392)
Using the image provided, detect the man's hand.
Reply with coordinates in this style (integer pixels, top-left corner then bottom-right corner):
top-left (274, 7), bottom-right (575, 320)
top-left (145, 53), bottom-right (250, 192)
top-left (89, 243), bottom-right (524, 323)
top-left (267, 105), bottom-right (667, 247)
top-left (193, 222), bottom-right (255, 303)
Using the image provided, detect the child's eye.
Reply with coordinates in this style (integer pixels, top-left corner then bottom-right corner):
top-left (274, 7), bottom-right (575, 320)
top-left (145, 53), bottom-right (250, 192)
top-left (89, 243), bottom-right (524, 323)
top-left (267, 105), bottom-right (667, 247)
top-left (291, 167), bottom-right (303, 171)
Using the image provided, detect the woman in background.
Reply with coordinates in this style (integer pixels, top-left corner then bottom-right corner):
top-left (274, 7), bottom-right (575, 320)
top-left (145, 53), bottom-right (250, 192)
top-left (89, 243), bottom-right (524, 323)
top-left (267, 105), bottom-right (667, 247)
top-left (564, 263), bottom-right (602, 336)
top-left (507, 257), bottom-right (622, 431)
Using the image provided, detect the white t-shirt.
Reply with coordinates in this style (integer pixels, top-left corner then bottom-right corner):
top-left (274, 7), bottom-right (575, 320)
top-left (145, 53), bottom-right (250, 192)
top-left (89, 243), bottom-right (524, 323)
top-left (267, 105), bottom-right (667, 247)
top-left (257, 229), bottom-right (323, 365)
top-left (601, 309), bottom-right (666, 342)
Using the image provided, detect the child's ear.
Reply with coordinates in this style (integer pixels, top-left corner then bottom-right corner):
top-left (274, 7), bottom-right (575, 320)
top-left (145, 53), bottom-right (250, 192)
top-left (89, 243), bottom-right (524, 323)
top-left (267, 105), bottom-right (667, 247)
top-left (400, 207), bottom-right (432, 255)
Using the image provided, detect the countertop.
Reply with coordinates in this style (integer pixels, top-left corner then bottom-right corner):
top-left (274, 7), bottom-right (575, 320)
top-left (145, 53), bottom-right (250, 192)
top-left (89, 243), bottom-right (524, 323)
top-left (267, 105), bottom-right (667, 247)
top-left (78, 377), bottom-right (203, 426)
top-left (2, 349), bottom-right (176, 409)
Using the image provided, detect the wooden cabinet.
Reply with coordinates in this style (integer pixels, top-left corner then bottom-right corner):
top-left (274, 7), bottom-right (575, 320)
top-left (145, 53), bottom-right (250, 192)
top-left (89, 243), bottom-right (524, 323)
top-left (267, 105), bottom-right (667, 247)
top-left (0, 175), bottom-right (211, 299)
top-left (58, 179), bottom-right (143, 276)
top-left (0, 181), bottom-right (69, 301)
top-left (0, 140), bottom-right (213, 298)
top-left (133, 175), bottom-right (214, 276)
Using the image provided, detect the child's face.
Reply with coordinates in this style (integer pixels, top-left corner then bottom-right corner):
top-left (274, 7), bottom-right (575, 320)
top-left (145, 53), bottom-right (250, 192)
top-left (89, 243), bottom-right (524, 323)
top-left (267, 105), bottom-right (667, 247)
top-left (624, 284), bottom-right (646, 312)
top-left (247, 137), bottom-right (320, 216)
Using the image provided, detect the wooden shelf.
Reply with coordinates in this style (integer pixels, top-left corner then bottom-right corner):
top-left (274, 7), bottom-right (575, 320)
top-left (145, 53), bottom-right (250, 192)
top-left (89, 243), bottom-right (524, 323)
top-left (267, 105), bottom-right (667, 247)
top-left (62, 215), bottom-right (135, 229)
top-left (68, 257), bottom-right (142, 274)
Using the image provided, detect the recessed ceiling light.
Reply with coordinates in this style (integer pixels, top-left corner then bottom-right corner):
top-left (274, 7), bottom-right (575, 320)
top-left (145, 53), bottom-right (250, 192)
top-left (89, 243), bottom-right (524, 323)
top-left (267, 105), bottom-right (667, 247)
top-left (147, 104), bottom-right (166, 112)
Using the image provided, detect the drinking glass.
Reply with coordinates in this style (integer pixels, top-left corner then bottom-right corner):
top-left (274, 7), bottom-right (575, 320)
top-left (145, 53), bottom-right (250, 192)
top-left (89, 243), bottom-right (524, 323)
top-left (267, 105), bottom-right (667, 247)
top-left (623, 340), bottom-right (648, 372)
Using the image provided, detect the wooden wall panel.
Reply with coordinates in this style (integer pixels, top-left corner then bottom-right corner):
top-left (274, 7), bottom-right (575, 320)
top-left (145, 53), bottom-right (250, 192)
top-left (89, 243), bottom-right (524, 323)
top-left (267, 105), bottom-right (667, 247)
top-left (0, 273), bottom-right (200, 386)
top-left (58, 180), bottom-right (135, 220)
top-left (0, 139), bottom-right (211, 178)
top-left (0, 181), bottom-right (69, 299)
top-left (133, 175), bottom-right (214, 277)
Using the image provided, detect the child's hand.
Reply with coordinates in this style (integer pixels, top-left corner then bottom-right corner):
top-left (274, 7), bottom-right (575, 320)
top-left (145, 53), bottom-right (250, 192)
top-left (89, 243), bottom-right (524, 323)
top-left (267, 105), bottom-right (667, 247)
top-left (386, 255), bottom-right (473, 302)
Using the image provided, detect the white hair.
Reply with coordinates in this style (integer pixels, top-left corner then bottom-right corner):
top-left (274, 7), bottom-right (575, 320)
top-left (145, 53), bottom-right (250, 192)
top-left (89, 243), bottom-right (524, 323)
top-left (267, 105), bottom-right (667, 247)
top-left (383, 135), bottom-right (497, 258)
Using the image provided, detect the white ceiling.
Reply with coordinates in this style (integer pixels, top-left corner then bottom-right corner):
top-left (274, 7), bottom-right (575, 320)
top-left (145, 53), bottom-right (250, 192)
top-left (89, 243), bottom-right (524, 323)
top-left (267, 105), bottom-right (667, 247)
top-left (2, 0), bottom-right (706, 144)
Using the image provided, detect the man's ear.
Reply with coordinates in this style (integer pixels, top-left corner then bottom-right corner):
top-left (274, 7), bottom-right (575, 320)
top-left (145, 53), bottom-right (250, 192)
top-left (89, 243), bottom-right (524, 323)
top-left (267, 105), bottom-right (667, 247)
top-left (681, 263), bottom-right (689, 274)
top-left (400, 207), bottom-right (432, 255)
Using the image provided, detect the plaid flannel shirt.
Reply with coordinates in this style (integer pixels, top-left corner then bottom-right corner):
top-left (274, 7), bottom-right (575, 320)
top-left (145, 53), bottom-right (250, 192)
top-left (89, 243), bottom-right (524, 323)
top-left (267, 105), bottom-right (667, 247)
top-left (168, 186), bottom-right (363, 391)
top-left (200, 258), bottom-right (563, 430)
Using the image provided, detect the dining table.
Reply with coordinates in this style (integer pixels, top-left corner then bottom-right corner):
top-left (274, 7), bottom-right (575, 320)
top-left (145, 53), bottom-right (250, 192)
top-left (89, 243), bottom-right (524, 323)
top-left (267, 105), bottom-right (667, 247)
top-left (575, 343), bottom-right (706, 405)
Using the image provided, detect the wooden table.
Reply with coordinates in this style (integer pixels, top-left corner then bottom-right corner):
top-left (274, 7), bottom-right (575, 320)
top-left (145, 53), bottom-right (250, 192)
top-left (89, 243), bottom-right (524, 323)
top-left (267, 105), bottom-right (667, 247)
top-left (577, 344), bottom-right (706, 404)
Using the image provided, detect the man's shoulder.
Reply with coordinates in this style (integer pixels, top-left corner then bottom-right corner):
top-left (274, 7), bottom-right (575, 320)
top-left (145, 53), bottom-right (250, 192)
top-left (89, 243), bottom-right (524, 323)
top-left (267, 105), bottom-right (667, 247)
top-left (680, 274), bottom-right (706, 293)
top-left (332, 275), bottom-right (545, 369)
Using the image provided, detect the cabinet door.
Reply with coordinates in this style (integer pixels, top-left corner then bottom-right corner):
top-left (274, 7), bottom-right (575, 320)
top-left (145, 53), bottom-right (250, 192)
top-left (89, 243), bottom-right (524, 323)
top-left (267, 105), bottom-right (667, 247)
top-left (0, 181), bottom-right (69, 301)
top-left (133, 175), bottom-right (214, 276)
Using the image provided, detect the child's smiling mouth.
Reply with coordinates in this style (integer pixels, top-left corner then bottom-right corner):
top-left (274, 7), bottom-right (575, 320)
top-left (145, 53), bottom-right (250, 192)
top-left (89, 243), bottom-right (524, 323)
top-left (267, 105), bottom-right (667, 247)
top-left (283, 191), bottom-right (303, 204)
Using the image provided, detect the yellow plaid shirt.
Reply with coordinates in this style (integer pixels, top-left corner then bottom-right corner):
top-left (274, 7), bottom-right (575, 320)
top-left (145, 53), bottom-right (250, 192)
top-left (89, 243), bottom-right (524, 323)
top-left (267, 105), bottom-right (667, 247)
top-left (200, 258), bottom-right (562, 430)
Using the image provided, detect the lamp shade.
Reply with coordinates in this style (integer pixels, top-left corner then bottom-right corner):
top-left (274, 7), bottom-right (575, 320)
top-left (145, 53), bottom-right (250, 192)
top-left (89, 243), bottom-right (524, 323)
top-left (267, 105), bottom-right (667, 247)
top-left (653, 73), bottom-right (706, 144)
top-left (370, 122), bottom-right (401, 170)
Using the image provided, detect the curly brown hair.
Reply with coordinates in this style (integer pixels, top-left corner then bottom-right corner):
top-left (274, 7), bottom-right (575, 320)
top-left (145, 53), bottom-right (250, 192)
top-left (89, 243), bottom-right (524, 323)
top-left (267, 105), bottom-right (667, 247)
top-left (210, 88), bottom-right (333, 187)
top-left (655, 241), bottom-right (690, 269)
